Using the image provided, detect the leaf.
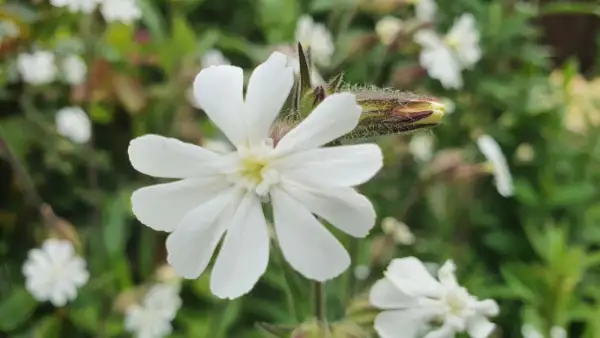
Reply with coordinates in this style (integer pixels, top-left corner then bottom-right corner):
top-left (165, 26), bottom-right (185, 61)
top-left (0, 287), bottom-right (37, 331)
top-left (137, 0), bottom-right (167, 42)
top-left (103, 23), bottom-right (135, 57)
top-left (548, 183), bottom-right (596, 207)
top-left (540, 3), bottom-right (600, 17)
top-left (102, 190), bottom-right (132, 260)
top-left (257, 0), bottom-right (299, 44)
top-left (33, 316), bottom-right (61, 338)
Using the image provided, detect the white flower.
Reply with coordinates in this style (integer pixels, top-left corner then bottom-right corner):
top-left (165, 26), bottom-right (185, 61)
top-left (414, 13), bottom-right (481, 89)
top-left (521, 325), bottom-right (543, 338)
top-left (56, 107), bottom-right (92, 144)
top-left (22, 239), bottom-right (89, 307)
top-left (129, 52), bottom-right (382, 299)
top-left (414, 0), bottom-right (437, 23)
top-left (370, 257), bottom-right (499, 338)
top-left (202, 139), bottom-right (233, 154)
top-left (295, 15), bottom-right (334, 67)
top-left (50, 0), bottom-right (99, 13)
top-left (476, 135), bottom-right (513, 197)
top-left (354, 265), bottom-right (371, 281)
top-left (100, 0), bottom-right (141, 24)
top-left (202, 49), bottom-right (230, 68)
top-left (61, 55), bottom-right (87, 85)
top-left (409, 133), bottom-right (434, 162)
top-left (381, 217), bottom-right (415, 245)
top-left (376, 16), bottom-right (403, 45)
top-left (440, 97), bottom-right (455, 114)
top-left (124, 284), bottom-right (182, 338)
top-left (17, 51), bottom-right (57, 85)
top-left (550, 327), bottom-right (567, 338)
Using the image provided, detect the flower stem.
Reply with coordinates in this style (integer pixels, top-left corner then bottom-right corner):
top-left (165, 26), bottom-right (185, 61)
top-left (314, 281), bottom-right (326, 327)
top-left (273, 243), bottom-right (300, 322)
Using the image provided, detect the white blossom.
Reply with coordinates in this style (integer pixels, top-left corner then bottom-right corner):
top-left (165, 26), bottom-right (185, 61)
top-left (22, 239), bottom-right (89, 307)
top-left (414, 14), bottom-right (481, 89)
top-left (414, 0), bottom-right (437, 23)
top-left (100, 0), bottom-right (141, 24)
top-left (476, 135), bottom-right (514, 197)
top-left (124, 284), bottom-right (182, 338)
top-left (551, 327), bottom-right (567, 338)
top-left (354, 265), bottom-right (371, 281)
top-left (129, 52), bottom-right (382, 299)
top-left (370, 257), bottom-right (499, 338)
top-left (376, 16), bottom-right (403, 45)
top-left (56, 107), bottom-right (92, 144)
top-left (381, 217), bottom-right (415, 245)
top-left (61, 55), bottom-right (87, 85)
top-left (521, 324), bottom-right (544, 338)
top-left (50, 0), bottom-right (99, 13)
top-left (17, 51), bottom-right (57, 85)
top-left (202, 139), bottom-right (233, 154)
top-left (295, 15), bottom-right (334, 67)
top-left (201, 49), bottom-right (230, 68)
top-left (409, 133), bottom-right (434, 162)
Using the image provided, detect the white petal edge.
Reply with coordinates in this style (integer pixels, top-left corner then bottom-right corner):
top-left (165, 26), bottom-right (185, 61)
top-left (193, 65), bottom-right (246, 146)
top-left (374, 309), bottom-right (430, 338)
top-left (274, 93), bottom-right (362, 155)
top-left (210, 193), bottom-right (270, 299)
top-left (244, 52), bottom-right (294, 145)
top-left (131, 177), bottom-right (230, 232)
top-left (476, 135), bottom-right (514, 197)
top-left (273, 144), bottom-right (383, 187)
top-left (467, 315), bottom-right (496, 338)
top-left (281, 181), bottom-right (376, 238)
top-left (384, 257), bottom-right (443, 298)
top-left (166, 188), bottom-right (242, 279)
top-left (271, 188), bottom-right (350, 281)
top-left (369, 278), bottom-right (417, 310)
top-left (422, 324), bottom-right (456, 338)
top-left (128, 135), bottom-right (220, 178)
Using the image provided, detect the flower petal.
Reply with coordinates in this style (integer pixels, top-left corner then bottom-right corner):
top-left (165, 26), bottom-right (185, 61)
top-left (210, 193), bottom-right (270, 299)
top-left (369, 278), bottom-right (417, 309)
top-left (274, 144), bottom-right (383, 187)
top-left (274, 93), bottom-right (362, 155)
top-left (422, 324), bottom-right (455, 338)
top-left (271, 188), bottom-right (350, 281)
top-left (128, 135), bottom-right (220, 178)
top-left (476, 135), bottom-right (513, 197)
top-left (467, 315), bottom-right (496, 338)
top-left (193, 65), bottom-right (246, 146)
top-left (131, 177), bottom-right (229, 232)
top-left (166, 188), bottom-right (242, 279)
top-left (281, 182), bottom-right (375, 237)
top-left (245, 52), bottom-right (294, 145)
top-left (374, 309), bottom-right (429, 338)
top-left (384, 257), bottom-right (442, 298)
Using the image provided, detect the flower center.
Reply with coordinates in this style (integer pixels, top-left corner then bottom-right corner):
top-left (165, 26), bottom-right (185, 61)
top-left (443, 287), bottom-right (471, 318)
top-left (231, 139), bottom-right (280, 197)
top-left (444, 36), bottom-right (461, 50)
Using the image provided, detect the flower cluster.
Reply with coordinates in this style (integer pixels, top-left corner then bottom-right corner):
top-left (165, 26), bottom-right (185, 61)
top-left (17, 51), bottom-right (86, 85)
top-left (124, 284), bottom-right (182, 338)
top-left (50, 0), bottom-right (141, 23)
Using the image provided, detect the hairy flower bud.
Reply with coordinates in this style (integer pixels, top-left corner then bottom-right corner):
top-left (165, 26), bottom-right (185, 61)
top-left (344, 87), bottom-right (445, 140)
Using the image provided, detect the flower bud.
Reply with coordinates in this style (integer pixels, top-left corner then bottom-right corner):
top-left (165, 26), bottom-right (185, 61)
top-left (346, 88), bottom-right (445, 140)
top-left (376, 16), bottom-right (403, 45)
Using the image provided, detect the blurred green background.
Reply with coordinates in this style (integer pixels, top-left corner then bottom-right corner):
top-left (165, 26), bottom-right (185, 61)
top-left (2, 0), bottom-right (600, 337)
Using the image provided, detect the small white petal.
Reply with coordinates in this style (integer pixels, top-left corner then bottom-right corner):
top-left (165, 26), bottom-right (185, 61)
top-left (374, 309), bottom-right (430, 338)
top-left (131, 177), bottom-right (230, 232)
top-left (201, 49), bottom-right (231, 68)
top-left (210, 193), bottom-right (269, 299)
top-left (476, 135), bottom-right (514, 197)
top-left (384, 257), bottom-right (443, 298)
top-left (274, 144), bottom-right (383, 187)
top-left (244, 52), bottom-right (294, 145)
top-left (271, 188), bottom-right (349, 281)
top-left (166, 188), bottom-right (241, 279)
top-left (423, 324), bottom-right (456, 338)
top-left (369, 278), bottom-right (416, 309)
top-left (275, 93), bottom-right (362, 155)
top-left (128, 135), bottom-right (220, 178)
top-left (415, 30), bottom-right (463, 89)
top-left (281, 182), bottom-right (375, 237)
top-left (467, 315), bottom-right (496, 338)
top-left (55, 107), bottom-right (91, 144)
top-left (550, 327), bottom-right (567, 338)
top-left (447, 13), bottom-right (481, 68)
top-left (437, 260), bottom-right (458, 288)
top-left (193, 65), bottom-right (246, 146)
top-left (416, 0), bottom-right (437, 23)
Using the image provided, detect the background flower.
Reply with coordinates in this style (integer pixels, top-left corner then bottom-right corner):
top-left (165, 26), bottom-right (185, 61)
top-left (17, 51), bottom-right (57, 85)
top-left (55, 107), bottom-right (92, 144)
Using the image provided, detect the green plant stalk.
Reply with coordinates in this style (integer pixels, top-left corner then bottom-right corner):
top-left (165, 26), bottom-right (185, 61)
top-left (314, 282), bottom-right (326, 328)
top-left (273, 243), bottom-right (301, 323)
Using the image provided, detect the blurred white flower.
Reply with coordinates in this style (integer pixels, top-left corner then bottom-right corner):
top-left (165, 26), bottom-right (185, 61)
top-left (129, 52), bottom-right (382, 299)
top-left (414, 13), bottom-right (481, 89)
top-left (409, 133), bottom-right (434, 162)
top-left (521, 324), bottom-right (543, 338)
top-left (370, 257), bottom-right (499, 338)
top-left (376, 16), bottom-right (403, 45)
top-left (201, 49), bottom-right (231, 68)
top-left (61, 55), bottom-right (87, 85)
top-left (381, 217), bottom-right (415, 245)
top-left (414, 0), bottom-right (437, 23)
top-left (440, 97), bottom-right (456, 114)
top-left (476, 135), bottom-right (514, 197)
top-left (50, 0), bottom-right (99, 13)
top-left (17, 51), bottom-right (57, 85)
top-left (295, 15), bottom-right (334, 67)
top-left (124, 284), bottom-right (182, 338)
top-left (56, 107), bottom-right (92, 144)
top-left (22, 239), bottom-right (89, 307)
top-left (100, 0), bottom-right (141, 24)
top-left (154, 265), bottom-right (182, 285)
top-left (551, 327), bottom-right (567, 338)
top-left (354, 265), bottom-right (371, 281)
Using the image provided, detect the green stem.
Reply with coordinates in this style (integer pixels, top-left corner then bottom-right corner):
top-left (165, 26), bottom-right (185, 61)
top-left (314, 282), bottom-right (326, 327)
top-left (344, 237), bottom-right (359, 306)
top-left (273, 243), bottom-right (301, 322)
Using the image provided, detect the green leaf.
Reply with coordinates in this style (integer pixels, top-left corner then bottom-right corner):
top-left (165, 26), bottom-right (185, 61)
top-left (548, 183), bottom-right (596, 207)
top-left (138, 0), bottom-right (167, 42)
top-left (257, 0), bottom-right (299, 44)
top-left (540, 3), bottom-right (600, 17)
top-left (103, 23), bottom-right (135, 57)
top-left (33, 316), bottom-right (61, 338)
top-left (0, 287), bottom-right (37, 331)
top-left (102, 190), bottom-right (132, 260)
